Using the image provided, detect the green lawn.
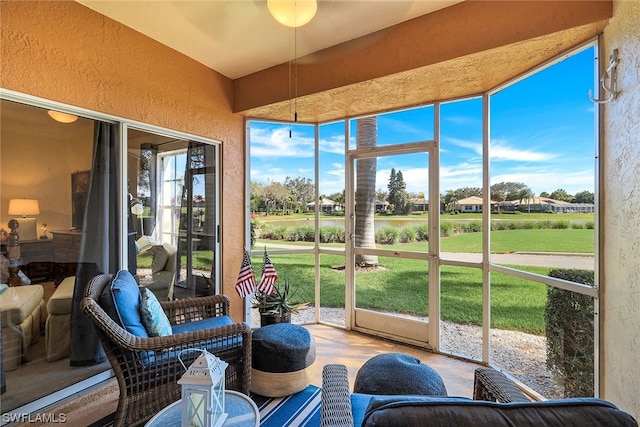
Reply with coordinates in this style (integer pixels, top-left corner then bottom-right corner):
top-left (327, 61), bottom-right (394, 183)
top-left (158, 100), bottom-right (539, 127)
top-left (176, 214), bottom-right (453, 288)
top-left (143, 227), bottom-right (592, 336)
top-left (250, 226), bottom-right (595, 335)
top-left (250, 251), bottom-right (554, 335)
top-left (441, 229), bottom-right (594, 253)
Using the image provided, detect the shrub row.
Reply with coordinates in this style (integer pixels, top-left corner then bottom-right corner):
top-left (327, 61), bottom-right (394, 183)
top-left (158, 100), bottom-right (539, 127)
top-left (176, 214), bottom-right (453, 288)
top-left (255, 220), bottom-right (594, 244)
top-left (545, 269), bottom-right (595, 397)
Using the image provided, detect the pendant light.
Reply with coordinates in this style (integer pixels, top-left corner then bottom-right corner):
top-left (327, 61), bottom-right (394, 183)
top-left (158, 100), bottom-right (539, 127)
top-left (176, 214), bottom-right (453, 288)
top-left (267, 0), bottom-right (317, 28)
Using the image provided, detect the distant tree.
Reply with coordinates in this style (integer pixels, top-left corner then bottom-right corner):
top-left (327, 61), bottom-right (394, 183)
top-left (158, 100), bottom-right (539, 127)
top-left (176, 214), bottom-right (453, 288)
top-left (263, 181), bottom-right (289, 215)
top-left (376, 189), bottom-right (388, 203)
top-left (250, 181), bottom-right (267, 213)
top-left (550, 188), bottom-right (572, 202)
top-left (456, 187), bottom-right (483, 198)
top-left (388, 168), bottom-right (411, 214)
top-left (518, 188), bottom-right (535, 213)
top-left (491, 182), bottom-right (528, 201)
top-left (443, 189), bottom-right (460, 212)
top-left (328, 190), bottom-right (346, 211)
top-left (539, 191), bottom-right (550, 198)
top-left (573, 190), bottom-right (595, 204)
top-left (284, 176), bottom-right (315, 211)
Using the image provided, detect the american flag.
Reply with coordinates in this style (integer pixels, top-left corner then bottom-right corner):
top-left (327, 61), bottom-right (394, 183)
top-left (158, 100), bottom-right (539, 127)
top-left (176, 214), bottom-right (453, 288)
top-left (235, 251), bottom-right (256, 298)
top-left (257, 249), bottom-right (278, 296)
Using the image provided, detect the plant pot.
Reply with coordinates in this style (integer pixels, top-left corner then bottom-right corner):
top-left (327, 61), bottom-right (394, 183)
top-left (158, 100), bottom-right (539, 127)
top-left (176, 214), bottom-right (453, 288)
top-left (260, 312), bottom-right (291, 327)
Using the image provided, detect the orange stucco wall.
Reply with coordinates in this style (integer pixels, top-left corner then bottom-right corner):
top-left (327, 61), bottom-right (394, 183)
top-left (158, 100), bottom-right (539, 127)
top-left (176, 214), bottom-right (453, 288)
top-left (0, 0), bottom-right (246, 320)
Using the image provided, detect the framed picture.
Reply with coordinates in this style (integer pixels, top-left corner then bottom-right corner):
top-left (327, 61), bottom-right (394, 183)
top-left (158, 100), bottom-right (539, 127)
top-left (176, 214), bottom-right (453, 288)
top-left (71, 171), bottom-right (90, 230)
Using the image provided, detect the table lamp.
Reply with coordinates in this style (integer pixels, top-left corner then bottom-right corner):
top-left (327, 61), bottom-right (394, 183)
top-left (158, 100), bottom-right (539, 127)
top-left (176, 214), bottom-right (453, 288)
top-left (8, 199), bottom-right (40, 218)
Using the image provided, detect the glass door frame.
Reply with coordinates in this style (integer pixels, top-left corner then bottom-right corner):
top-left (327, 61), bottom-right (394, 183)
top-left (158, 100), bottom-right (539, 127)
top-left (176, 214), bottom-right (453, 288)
top-left (345, 133), bottom-right (440, 348)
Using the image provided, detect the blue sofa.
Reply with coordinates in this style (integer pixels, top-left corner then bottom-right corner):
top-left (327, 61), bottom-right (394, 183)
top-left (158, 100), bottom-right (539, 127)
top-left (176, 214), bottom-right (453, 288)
top-left (320, 364), bottom-right (638, 427)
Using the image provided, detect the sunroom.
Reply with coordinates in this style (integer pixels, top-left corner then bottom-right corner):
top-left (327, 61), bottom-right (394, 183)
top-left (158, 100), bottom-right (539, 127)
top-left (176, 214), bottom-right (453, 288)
top-left (1, 0), bottom-right (639, 424)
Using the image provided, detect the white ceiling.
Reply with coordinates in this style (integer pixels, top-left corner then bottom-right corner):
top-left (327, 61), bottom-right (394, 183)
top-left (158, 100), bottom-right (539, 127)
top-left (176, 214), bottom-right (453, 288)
top-left (76, 0), bottom-right (462, 79)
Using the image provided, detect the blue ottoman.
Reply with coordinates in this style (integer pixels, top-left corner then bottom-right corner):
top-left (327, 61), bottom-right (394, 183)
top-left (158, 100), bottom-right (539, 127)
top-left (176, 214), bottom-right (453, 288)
top-left (251, 323), bottom-right (316, 397)
top-left (354, 353), bottom-right (448, 396)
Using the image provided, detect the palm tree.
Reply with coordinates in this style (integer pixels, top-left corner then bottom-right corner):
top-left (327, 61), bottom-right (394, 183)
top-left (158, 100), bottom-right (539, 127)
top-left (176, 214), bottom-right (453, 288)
top-left (355, 116), bottom-right (378, 267)
top-left (518, 188), bottom-right (534, 213)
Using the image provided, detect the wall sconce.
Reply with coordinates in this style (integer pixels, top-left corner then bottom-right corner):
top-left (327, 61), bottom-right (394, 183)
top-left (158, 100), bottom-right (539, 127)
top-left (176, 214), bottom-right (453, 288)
top-left (267, 0), bottom-right (317, 28)
top-left (47, 110), bottom-right (78, 123)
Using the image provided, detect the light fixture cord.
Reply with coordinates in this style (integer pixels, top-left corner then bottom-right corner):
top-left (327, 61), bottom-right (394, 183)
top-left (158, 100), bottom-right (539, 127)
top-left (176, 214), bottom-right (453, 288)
top-left (294, 24), bottom-right (298, 123)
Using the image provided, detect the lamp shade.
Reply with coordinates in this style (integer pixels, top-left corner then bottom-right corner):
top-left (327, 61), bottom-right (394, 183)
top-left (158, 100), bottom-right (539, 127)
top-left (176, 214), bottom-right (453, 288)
top-left (47, 110), bottom-right (78, 123)
top-left (8, 199), bottom-right (40, 217)
top-left (268, 0), bottom-right (317, 28)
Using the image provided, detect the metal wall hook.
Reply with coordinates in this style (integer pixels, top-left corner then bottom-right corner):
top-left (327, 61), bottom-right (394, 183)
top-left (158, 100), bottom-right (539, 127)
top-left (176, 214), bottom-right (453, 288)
top-left (589, 49), bottom-right (619, 104)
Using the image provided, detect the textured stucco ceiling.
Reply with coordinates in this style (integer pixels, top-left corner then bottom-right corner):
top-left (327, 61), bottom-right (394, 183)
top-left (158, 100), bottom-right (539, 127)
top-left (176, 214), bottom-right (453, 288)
top-left (240, 21), bottom-right (608, 123)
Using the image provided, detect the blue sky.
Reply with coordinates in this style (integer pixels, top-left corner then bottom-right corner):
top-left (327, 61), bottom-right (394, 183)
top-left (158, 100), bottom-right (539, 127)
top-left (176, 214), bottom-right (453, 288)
top-left (250, 45), bottom-right (596, 199)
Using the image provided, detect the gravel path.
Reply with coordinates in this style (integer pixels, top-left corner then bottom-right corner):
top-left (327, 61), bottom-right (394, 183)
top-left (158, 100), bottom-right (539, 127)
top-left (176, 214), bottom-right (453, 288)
top-left (251, 306), bottom-right (564, 399)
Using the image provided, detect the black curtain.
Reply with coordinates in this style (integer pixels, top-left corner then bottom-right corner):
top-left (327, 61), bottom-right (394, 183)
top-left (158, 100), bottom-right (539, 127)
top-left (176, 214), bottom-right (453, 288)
top-left (69, 121), bottom-right (121, 366)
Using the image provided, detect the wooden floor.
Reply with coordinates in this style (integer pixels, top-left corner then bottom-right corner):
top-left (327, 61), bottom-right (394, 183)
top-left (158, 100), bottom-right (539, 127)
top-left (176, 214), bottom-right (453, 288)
top-left (306, 324), bottom-right (483, 397)
top-left (16, 324), bottom-right (483, 426)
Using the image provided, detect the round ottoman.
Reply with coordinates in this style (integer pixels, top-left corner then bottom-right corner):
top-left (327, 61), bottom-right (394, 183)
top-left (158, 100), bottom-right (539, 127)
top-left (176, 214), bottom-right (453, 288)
top-left (354, 353), bottom-right (448, 396)
top-left (251, 323), bottom-right (316, 397)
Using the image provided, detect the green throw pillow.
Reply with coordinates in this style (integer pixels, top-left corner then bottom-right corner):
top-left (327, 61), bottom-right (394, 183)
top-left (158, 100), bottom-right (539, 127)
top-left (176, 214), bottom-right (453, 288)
top-left (140, 287), bottom-right (172, 337)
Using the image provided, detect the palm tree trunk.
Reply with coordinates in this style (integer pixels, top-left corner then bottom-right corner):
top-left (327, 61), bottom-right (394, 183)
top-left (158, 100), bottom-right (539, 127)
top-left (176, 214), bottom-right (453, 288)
top-left (355, 116), bottom-right (378, 266)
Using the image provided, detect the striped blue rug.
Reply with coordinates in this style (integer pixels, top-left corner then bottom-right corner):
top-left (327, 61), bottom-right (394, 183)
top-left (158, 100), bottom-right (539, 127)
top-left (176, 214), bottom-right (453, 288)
top-left (252, 385), bottom-right (322, 426)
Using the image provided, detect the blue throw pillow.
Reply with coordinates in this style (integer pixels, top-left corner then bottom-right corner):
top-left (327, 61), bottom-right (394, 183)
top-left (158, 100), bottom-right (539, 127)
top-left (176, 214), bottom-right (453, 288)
top-left (140, 287), bottom-right (172, 337)
top-left (109, 270), bottom-right (148, 338)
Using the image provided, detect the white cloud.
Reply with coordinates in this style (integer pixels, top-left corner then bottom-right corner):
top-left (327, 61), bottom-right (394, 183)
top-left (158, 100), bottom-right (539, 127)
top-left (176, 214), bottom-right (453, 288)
top-left (375, 167), bottom-right (430, 194)
top-left (319, 135), bottom-right (346, 154)
top-left (250, 126), bottom-right (314, 158)
top-left (446, 137), bottom-right (482, 155)
top-left (445, 137), bottom-right (557, 162)
top-left (440, 162), bottom-right (483, 191)
top-left (490, 140), bottom-right (556, 162)
top-left (492, 168), bottom-right (593, 195)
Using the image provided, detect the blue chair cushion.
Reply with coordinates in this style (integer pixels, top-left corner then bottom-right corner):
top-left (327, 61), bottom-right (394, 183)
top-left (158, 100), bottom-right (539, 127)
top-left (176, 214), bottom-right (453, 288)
top-left (99, 270), bottom-right (148, 338)
top-left (139, 287), bottom-right (172, 337)
top-left (171, 315), bottom-right (234, 334)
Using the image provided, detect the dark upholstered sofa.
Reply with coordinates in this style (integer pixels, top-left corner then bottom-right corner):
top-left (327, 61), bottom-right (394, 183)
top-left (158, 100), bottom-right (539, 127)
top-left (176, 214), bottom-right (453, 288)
top-left (320, 364), bottom-right (638, 427)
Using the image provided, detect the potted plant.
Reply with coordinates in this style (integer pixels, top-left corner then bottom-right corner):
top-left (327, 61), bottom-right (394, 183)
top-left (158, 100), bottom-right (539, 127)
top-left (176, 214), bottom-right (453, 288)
top-left (252, 279), bottom-right (308, 327)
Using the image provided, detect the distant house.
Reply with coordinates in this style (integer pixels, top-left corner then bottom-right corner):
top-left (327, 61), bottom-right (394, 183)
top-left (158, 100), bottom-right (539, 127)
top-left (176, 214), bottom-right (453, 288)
top-left (412, 197), bottom-right (429, 212)
top-left (375, 199), bottom-right (389, 212)
top-left (306, 198), bottom-right (336, 213)
top-left (515, 197), bottom-right (594, 213)
top-left (411, 198), bottom-right (445, 213)
top-left (492, 200), bottom-right (517, 213)
top-left (456, 196), bottom-right (495, 213)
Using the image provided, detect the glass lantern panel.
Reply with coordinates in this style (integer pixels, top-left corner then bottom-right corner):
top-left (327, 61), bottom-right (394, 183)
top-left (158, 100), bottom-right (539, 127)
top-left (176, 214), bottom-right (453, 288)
top-left (186, 389), bottom-right (207, 427)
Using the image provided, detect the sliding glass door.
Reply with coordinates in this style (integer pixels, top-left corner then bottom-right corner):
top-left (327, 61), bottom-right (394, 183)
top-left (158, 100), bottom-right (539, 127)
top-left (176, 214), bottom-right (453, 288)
top-left (127, 129), bottom-right (220, 301)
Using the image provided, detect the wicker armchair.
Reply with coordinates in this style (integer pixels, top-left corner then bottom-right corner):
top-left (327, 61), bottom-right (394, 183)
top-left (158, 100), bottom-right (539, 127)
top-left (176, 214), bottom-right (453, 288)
top-left (320, 364), bottom-right (637, 427)
top-left (81, 273), bottom-right (252, 427)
